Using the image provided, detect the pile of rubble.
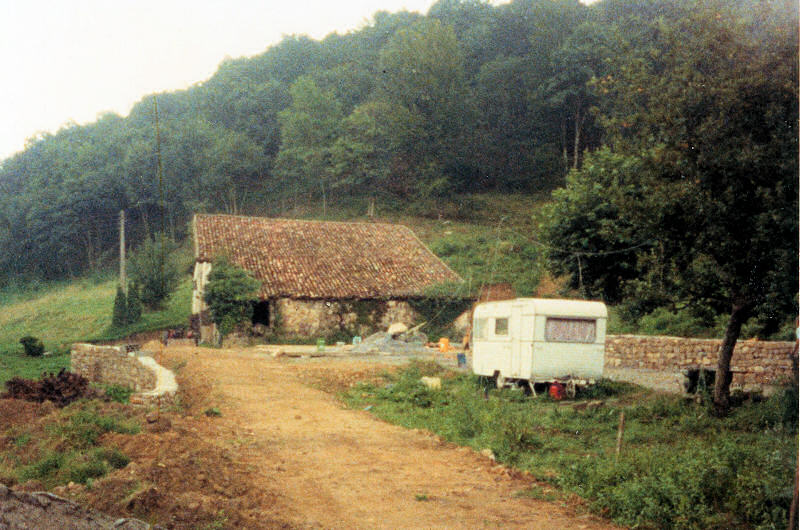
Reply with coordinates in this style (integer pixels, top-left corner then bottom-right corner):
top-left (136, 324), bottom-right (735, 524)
top-left (351, 323), bottom-right (433, 355)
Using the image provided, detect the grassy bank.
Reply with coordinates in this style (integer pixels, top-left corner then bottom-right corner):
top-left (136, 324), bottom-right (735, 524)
top-left (343, 361), bottom-right (798, 529)
top-left (0, 399), bottom-right (139, 489)
top-left (0, 277), bottom-right (192, 385)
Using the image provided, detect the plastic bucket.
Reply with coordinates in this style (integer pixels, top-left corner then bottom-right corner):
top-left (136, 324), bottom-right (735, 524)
top-left (438, 337), bottom-right (450, 353)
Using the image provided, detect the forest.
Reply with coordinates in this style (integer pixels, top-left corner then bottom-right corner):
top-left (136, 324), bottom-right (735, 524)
top-left (0, 0), bottom-right (796, 315)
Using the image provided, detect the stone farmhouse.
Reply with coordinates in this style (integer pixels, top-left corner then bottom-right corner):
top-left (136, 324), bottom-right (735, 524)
top-left (191, 214), bottom-right (464, 342)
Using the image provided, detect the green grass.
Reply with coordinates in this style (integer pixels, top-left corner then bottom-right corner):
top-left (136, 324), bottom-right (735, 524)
top-left (343, 361), bottom-right (799, 529)
top-left (4, 400), bottom-right (140, 489)
top-left (0, 276), bottom-right (192, 385)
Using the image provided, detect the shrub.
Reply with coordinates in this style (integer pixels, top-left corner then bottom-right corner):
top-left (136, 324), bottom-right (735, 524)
top-left (2, 369), bottom-right (92, 406)
top-left (19, 452), bottom-right (64, 482)
top-left (126, 282), bottom-right (143, 323)
top-left (67, 456), bottom-right (108, 484)
top-left (111, 285), bottom-right (128, 328)
top-left (103, 448), bottom-right (130, 469)
top-left (726, 385), bottom-right (799, 433)
top-left (19, 336), bottom-right (44, 357)
top-left (203, 258), bottom-right (261, 345)
top-left (129, 235), bottom-right (181, 309)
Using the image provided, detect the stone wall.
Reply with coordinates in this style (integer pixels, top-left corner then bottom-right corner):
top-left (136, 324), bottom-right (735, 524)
top-left (606, 335), bottom-right (797, 387)
top-left (71, 343), bottom-right (157, 392)
top-left (275, 298), bottom-right (420, 339)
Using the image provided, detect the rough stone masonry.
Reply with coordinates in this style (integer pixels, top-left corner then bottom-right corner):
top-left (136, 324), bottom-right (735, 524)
top-left (605, 335), bottom-right (797, 388)
top-left (70, 343), bottom-right (177, 404)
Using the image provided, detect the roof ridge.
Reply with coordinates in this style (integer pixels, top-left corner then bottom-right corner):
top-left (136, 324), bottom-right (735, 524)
top-left (195, 213), bottom-right (409, 230)
top-left (193, 213), bottom-right (464, 299)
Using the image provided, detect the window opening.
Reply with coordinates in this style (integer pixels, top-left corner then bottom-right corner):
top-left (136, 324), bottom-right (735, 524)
top-left (494, 317), bottom-right (509, 336)
top-left (545, 318), bottom-right (596, 343)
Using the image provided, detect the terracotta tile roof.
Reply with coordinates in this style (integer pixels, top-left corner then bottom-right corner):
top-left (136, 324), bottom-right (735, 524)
top-left (194, 214), bottom-right (463, 299)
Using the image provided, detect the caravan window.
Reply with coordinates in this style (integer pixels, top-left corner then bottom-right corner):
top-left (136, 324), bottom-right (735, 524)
top-left (474, 318), bottom-right (488, 340)
top-left (545, 318), bottom-right (596, 343)
top-left (494, 317), bottom-right (509, 336)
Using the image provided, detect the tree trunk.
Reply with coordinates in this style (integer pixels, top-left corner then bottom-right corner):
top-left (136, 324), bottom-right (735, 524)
top-left (713, 303), bottom-right (750, 416)
top-left (561, 119), bottom-right (569, 172)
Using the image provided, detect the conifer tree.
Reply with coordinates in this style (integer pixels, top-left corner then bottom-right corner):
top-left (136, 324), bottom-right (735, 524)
top-left (112, 285), bottom-right (128, 328)
top-left (126, 282), bottom-right (143, 324)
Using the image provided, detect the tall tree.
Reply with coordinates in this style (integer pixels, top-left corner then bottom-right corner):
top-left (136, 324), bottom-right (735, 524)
top-left (377, 18), bottom-right (473, 194)
top-left (545, 0), bottom-right (798, 415)
top-left (273, 76), bottom-right (344, 213)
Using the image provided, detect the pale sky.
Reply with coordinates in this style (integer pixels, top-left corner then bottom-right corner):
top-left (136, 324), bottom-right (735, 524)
top-left (0, 0), bottom-right (445, 162)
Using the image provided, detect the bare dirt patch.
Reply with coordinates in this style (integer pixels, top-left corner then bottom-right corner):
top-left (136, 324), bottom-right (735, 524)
top-left (156, 345), bottom-right (619, 529)
top-left (2, 346), bottom-right (620, 528)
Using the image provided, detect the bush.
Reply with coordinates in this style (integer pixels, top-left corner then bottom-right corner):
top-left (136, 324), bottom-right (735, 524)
top-left (19, 452), bottom-right (64, 482)
top-left (103, 447), bottom-right (130, 469)
top-left (203, 258), bottom-right (261, 345)
top-left (726, 385), bottom-right (799, 433)
top-left (126, 282), bottom-right (143, 323)
top-left (67, 456), bottom-right (108, 484)
top-left (129, 235), bottom-right (181, 309)
top-left (19, 336), bottom-right (44, 357)
top-left (2, 369), bottom-right (92, 406)
top-left (111, 285), bottom-right (128, 328)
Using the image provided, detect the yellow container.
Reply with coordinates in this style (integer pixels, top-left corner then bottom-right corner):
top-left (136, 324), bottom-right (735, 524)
top-left (438, 337), bottom-right (450, 353)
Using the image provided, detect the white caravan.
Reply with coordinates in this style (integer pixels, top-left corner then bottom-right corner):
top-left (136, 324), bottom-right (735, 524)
top-left (472, 298), bottom-right (607, 389)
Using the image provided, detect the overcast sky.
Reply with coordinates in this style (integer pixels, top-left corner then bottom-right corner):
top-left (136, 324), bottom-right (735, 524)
top-left (0, 0), bottom-right (448, 162)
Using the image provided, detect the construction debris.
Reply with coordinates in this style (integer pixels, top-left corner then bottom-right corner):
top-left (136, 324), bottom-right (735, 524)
top-left (420, 377), bottom-right (442, 390)
top-left (351, 330), bottom-right (431, 355)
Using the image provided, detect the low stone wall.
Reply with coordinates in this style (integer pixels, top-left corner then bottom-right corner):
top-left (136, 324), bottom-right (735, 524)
top-left (71, 344), bottom-right (178, 405)
top-left (605, 335), bottom-right (797, 387)
top-left (71, 344), bottom-right (157, 392)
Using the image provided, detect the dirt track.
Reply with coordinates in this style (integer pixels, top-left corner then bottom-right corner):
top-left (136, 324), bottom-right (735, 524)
top-left (163, 345), bottom-right (618, 529)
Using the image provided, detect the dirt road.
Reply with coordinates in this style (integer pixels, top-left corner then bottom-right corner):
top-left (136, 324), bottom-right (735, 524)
top-left (164, 346), bottom-right (617, 529)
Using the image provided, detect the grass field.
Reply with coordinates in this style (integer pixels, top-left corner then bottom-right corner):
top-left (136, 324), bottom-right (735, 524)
top-left (344, 361), bottom-right (799, 529)
top-left (0, 277), bottom-right (192, 384)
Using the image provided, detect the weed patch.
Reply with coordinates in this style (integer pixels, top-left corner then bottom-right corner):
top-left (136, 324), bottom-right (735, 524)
top-left (99, 384), bottom-right (134, 404)
top-left (0, 400), bottom-right (140, 489)
top-left (343, 363), bottom-right (798, 529)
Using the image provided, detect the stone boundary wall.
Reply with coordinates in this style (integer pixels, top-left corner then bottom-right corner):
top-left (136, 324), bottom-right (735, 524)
top-left (71, 343), bottom-right (157, 392)
top-left (71, 344), bottom-right (178, 405)
top-left (606, 334), bottom-right (797, 387)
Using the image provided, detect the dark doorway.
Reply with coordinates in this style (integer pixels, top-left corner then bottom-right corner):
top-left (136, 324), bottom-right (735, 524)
top-left (252, 301), bottom-right (270, 327)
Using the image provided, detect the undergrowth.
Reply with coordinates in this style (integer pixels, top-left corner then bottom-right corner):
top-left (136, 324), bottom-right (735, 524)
top-left (343, 362), bottom-right (798, 529)
top-left (1, 399), bottom-right (139, 489)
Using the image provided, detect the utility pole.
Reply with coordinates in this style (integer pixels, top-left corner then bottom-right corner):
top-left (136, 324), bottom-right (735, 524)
top-left (119, 209), bottom-right (127, 295)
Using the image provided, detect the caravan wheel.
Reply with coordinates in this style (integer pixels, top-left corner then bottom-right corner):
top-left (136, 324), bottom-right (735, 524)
top-left (495, 374), bottom-right (508, 389)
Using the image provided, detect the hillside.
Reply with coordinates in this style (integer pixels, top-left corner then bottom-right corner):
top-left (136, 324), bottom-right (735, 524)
top-left (0, 0), bottom-right (793, 287)
top-left (0, 278), bottom-right (192, 384)
top-left (0, 195), bottom-right (553, 381)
